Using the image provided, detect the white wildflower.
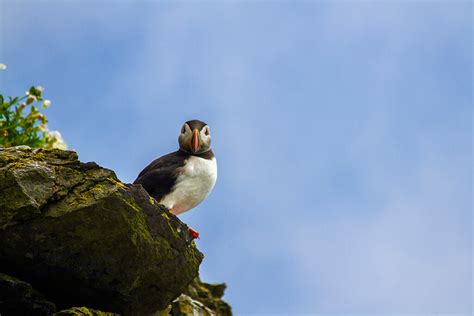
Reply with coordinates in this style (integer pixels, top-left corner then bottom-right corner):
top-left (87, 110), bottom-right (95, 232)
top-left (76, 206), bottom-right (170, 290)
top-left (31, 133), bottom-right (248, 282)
top-left (48, 130), bottom-right (67, 150)
top-left (43, 100), bottom-right (51, 107)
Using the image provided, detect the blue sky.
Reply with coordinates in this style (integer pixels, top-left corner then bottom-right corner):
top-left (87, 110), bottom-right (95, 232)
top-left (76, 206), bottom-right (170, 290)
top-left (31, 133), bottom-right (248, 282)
top-left (1, 1), bottom-right (472, 315)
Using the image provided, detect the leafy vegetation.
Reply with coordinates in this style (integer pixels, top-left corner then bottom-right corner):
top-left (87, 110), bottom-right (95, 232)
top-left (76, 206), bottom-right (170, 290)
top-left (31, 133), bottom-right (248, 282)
top-left (0, 86), bottom-right (66, 149)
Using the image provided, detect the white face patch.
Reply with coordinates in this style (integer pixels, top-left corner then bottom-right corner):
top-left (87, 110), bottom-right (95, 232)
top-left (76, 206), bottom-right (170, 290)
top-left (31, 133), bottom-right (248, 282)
top-left (200, 125), bottom-right (211, 149)
top-left (160, 156), bottom-right (217, 215)
top-left (178, 123), bottom-right (211, 154)
top-left (179, 123), bottom-right (192, 143)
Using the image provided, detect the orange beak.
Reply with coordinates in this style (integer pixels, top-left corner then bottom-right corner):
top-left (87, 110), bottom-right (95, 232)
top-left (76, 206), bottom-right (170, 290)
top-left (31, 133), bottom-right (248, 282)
top-left (191, 129), bottom-right (200, 153)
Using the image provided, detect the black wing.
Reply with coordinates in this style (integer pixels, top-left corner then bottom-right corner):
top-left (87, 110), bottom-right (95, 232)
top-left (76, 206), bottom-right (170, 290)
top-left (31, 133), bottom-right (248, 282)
top-left (133, 150), bottom-right (187, 202)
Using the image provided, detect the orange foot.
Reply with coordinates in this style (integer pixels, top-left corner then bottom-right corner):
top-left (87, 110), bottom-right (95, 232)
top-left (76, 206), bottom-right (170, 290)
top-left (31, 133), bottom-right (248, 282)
top-left (188, 227), bottom-right (200, 239)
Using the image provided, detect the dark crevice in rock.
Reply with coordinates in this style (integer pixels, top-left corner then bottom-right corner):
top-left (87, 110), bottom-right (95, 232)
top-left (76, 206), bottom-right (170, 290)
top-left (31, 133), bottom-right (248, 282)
top-left (0, 272), bottom-right (57, 316)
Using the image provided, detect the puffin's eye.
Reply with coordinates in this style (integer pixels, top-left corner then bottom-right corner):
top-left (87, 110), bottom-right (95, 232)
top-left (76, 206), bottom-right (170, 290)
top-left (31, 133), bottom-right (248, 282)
top-left (204, 127), bottom-right (210, 136)
top-left (181, 125), bottom-right (186, 134)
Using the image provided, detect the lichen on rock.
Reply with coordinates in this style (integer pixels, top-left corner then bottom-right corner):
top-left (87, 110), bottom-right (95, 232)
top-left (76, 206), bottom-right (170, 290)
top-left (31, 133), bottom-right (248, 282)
top-left (0, 146), bottom-right (204, 315)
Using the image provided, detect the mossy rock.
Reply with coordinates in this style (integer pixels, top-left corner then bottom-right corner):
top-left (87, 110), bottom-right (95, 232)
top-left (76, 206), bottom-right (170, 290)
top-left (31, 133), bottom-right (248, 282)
top-left (0, 272), bottom-right (56, 316)
top-left (170, 295), bottom-right (215, 316)
top-left (164, 277), bottom-right (232, 316)
top-left (0, 147), bottom-right (203, 315)
top-left (54, 306), bottom-right (118, 316)
top-left (182, 277), bottom-right (232, 316)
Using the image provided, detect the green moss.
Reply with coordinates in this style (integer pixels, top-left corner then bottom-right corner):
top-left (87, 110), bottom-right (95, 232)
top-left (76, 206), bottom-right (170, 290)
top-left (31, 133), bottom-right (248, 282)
top-left (169, 224), bottom-right (180, 239)
top-left (92, 182), bottom-right (106, 190)
top-left (159, 212), bottom-right (182, 239)
top-left (54, 306), bottom-right (118, 315)
top-left (129, 208), bottom-right (153, 246)
top-left (160, 212), bottom-right (181, 239)
top-left (107, 177), bottom-right (125, 188)
top-left (184, 242), bottom-right (203, 267)
top-left (123, 197), bottom-right (141, 213)
top-left (149, 196), bottom-right (155, 205)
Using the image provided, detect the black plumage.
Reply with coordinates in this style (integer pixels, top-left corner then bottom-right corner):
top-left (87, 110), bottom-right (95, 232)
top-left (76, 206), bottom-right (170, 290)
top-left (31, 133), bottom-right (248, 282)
top-left (133, 149), bottom-right (215, 203)
top-left (134, 118), bottom-right (216, 216)
top-left (185, 119), bottom-right (207, 132)
top-left (134, 150), bottom-right (186, 202)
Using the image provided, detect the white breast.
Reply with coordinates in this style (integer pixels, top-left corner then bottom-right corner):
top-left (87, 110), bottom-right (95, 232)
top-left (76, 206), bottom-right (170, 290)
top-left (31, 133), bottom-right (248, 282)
top-left (160, 156), bottom-right (217, 215)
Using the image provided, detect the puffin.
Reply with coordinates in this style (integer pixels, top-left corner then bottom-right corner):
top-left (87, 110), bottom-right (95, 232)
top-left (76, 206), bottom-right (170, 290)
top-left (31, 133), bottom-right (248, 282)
top-left (133, 119), bottom-right (217, 238)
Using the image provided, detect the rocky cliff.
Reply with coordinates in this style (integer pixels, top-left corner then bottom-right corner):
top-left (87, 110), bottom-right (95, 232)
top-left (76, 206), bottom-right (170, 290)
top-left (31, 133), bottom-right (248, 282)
top-left (0, 146), bottom-right (231, 315)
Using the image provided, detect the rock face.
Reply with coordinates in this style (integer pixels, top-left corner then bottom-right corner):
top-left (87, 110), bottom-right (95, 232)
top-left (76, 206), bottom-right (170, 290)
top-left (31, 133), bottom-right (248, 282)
top-left (54, 306), bottom-right (118, 315)
top-left (170, 277), bottom-right (232, 316)
top-left (0, 147), bottom-right (204, 315)
top-left (0, 272), bottom-right (56, 315)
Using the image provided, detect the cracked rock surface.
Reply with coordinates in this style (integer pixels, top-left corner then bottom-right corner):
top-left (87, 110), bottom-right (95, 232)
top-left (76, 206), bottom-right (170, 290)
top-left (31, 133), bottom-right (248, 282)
top-left (0, 146), bottom-right (203, 315)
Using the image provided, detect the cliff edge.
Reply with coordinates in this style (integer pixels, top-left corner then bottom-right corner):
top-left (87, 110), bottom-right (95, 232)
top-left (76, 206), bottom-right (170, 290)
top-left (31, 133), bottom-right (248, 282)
top-left (0, 146), bottom-right (231, 315)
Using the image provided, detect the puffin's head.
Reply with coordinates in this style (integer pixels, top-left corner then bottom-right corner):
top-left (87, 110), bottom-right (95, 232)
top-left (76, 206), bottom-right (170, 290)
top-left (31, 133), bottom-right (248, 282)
top-left (178, 119), bottom-right (212, 154)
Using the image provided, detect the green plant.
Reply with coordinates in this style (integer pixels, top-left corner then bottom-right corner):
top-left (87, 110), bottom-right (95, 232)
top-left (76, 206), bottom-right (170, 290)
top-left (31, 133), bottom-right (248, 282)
top-left (0, 86), bottom-right (66, 149)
